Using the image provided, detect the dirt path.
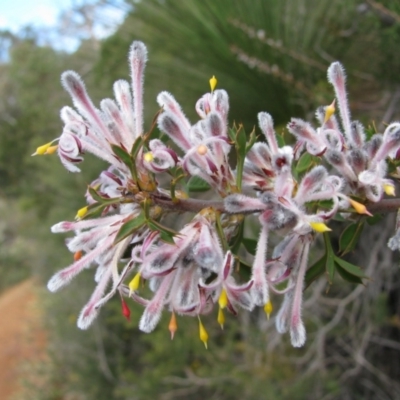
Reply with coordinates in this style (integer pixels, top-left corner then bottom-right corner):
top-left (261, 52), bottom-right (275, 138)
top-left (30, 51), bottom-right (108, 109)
top-left (0, 279), bottom-right (46, 399)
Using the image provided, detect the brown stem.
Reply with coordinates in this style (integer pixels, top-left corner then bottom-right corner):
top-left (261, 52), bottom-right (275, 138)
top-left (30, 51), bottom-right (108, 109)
top-left (366, 198), bottom-right (400, 214)
top-left (150, 193), bottom-right (226, 213)
top-left (148, 192), bottom-right (400, 216)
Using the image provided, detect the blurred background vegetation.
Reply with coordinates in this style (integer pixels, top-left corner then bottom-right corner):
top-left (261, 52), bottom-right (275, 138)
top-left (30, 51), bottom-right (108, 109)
top-left (1, 0), bottom-right (400, 399)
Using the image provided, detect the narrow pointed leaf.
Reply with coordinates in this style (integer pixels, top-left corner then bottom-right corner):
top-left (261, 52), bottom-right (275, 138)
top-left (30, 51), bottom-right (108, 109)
top-left (334, 256), bottom-right (368, 279)
top-left (88, 186), bottom-right (107, 203)
top-left (339, 221), bottom-right (364, 256)
top-left (304, 255), bottom-right (326, 289)
top-left (130, 135), bottom-right (144, 158)
top-left (229, 220), bottom-right (244, 254)
top-left (111, 144), bottom-right (133, 169)
top-left (114, 213), bottom-right (146, 244)
top-left (324, 232), bottom-right (335, 283)
top-left (366, 213), bottom-right (383, 226)
top-left (242, 237), bottom-right (257, 255)
top-left (296, 152), bottom-right (313, 173)
top-left (187, 176), bottom-right (211, 192)
top-left (335, 263), bottom-right (363, 284)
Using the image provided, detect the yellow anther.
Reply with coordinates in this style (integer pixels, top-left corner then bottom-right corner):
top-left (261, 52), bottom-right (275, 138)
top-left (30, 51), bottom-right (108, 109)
top-left (197, 144), bottom-right (208, 155)
top-left (198, 317), bottom-right (209, 349)
top-left (218, 288), bottom-right (228, 309)
top-left (32, 141), bottom-right (54, 156)
top-left (383, 183), bottom-right (396, 196)
top-left (217, 307), bottom-right (225, 329)
top-left (309, 222), bottom-right (332, 233)
top-left (75, 206), bottom-right (88, 220)
top-left (169, 312), bottom-right (178, 340)
top-left (45, 145), bottom-right (58, 154)
top-left (128, 272), bottom-right (141, 296)
top-left (348, 198), bottom-right (372, 216)
top-left (324, 99), bottom-right (336, 123)
top-left (144, 151), bottom-right (154, 163)
top-left (209, 75), bottom-right (217, 92)
top-left (264, 300), bottom-right (273, 320)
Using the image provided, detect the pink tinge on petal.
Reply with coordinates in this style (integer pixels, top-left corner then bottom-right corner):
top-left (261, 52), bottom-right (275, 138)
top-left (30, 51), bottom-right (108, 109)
top-left (258, 112), bottom-right (279, 154)
top-left (276, 290), bottom-right (293, 334)
top-left (194, 223), bottom-right (222, 272)
top-left (113, 80), bottom-right (135, 146)
top-left (207, 112), bottom-right (224, 137)
top-left (139, 271), bottom-right (175, 333)
top-left (289, 238), bottom-right (310, 347)
top-left (157, 91), bottom-right (192, 133)
top-left (100, 98), bottom-right (127, 145)
top-left (77, 263), bottom-right (113, 329)
top-left (47, 236), bottom-right (114, 292)
top-left (211, 90), bottom-right (229, 121)
top-left (327, 62), bottom-right (351, 138)
top-left (129, 41), bottom-right (148, 137)
top-left (224, 194), bottom-right (265, 214)
top-left (251, 224), bottom-right (269, 306)
top-left (158, 113), bottom-right (192, 151)
top-left (61, 71), bottom-right (112, 143)
top-left (290, 320), bottom-right (306, 348)
top-left (295, 166), bottom-right (327, 202)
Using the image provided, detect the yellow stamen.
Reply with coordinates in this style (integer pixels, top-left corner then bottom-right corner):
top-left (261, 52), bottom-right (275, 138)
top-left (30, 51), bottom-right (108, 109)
top-left (169, 312), bottom-right (178, 340)
top-left (75, 206), bottom-right (88, 220)
top-left (198, 317), bottom-right (209, 349)
top-left (197, 144), bottom-right (208, 155)
top-left (32, 141), bottom-right (55, 156)
top-left (324, 99), bottom-right (336, 123)
top-left (309, 222), bottom-right (332, 233)
top-left (128, 272), bottom-right (141, 296)
top-left (383, 183), bottom-right (395, 196)
top-left (45, 145), bottom-right (59, 154)
top-left (348, 198), bottom-right (372, 216)
top-left (264, 300), bottom-right (273, 320)
top-left (144, 151), bottom-right (154, 163)
top-left (217, 307), bottom-right (225, 329)
top-left (209, 75), bottom-right (217, 92)
top-left (218, 288), bottom-right (228, 309)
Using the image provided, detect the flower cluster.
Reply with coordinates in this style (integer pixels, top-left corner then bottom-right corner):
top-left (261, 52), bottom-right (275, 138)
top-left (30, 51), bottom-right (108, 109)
top-left (34, 41), bottom-right (400, 348)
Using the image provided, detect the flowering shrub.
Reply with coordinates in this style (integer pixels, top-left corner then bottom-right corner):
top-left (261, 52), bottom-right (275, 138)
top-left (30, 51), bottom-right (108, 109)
top-left (34, 41), bottom-right (400, 348)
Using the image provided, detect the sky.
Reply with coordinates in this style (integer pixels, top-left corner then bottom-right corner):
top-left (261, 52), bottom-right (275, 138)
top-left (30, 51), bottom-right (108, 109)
top-left (0, 0), bottom-right (76, 32)
top-left (0, 0), bottom-right (127, 51)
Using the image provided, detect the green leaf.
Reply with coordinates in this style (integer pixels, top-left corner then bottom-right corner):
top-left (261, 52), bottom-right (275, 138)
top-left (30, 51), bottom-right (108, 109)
top-left (334, 256), bottom-right (368, 279)
top-left (324, 232), bottom-right (335, 283)
top-left (296, 153), bottom-right (313, 173)
top-left (304, 255), bottom-right (326, 289)
top-left (236, 126), bottom-right (247, 160)
top-left (187, 176), bottom-right (211, 192)
top-left (84, 203), bottom-right (107, 219)
top-left (229, 220), bottom-right (244, 254)
top-left (276, 133), bottom-right (285, 147)
top-left (228, 127), bottom-right (236, 142)
top-left (335, 264), bottom-right (363, 284)
top-left (130, 136), bottom-right (144, 158)
top-left (159, 230), bottom-right (175, 244)
top-left (114, 213), bottom-right (146, 244)
top-left (245, 128), bottom-right (257, 153)
top-left (366, 213), bottom-right (383, 226)
top-left (87, 186), bottom-right (106, 203)
top-left (147, 220), bottom-right (177, 244)
top-left (339, 221), bottom-right (364, 256)
top-left (111, 144), bottom-right (133, 169)
top-left (147, 219), bottom-right (180, 237)
top-left (242, 237), bottom-right (257, 255)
